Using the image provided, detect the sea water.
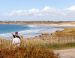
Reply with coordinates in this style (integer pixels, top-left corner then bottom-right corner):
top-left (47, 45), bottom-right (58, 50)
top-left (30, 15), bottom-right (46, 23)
top-left (0, 24), bottom-right (64, 39)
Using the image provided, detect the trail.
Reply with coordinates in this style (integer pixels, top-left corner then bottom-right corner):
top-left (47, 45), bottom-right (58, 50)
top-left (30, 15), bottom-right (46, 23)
top-left (54, 48), bottom-right (75, 58)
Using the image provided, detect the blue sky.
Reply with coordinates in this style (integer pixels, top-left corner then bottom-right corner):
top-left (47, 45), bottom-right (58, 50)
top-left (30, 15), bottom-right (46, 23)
top-left (0, 0), bottom-right (75, 21)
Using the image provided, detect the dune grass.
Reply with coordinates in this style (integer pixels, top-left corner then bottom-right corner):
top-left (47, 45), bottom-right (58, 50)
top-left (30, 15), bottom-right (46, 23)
top-left (0, 38), bottom-right (58, 58)
top-left (0, 38), bottom-right (11, 48)
top-left (1, 36), bottom-right (75, 49)
top-left (1, 38), bottom-right (75, 58)
top-left (1, 37), bottom-right (75, 58)
top-left (0, 46), bottom-right (58, 58)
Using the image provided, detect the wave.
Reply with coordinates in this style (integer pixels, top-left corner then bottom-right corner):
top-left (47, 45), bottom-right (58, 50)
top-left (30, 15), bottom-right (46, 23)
top-left (27, 25), bottom-right (38, 27)
top-left (19, 29), bottom-right (41, 34)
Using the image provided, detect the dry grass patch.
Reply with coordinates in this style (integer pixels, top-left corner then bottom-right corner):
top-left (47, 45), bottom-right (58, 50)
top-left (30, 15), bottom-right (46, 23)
top-left (0, 46), bottom-right (58, 58)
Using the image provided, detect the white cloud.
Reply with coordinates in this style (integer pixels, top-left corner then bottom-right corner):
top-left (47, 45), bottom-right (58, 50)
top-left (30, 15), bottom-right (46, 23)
top-left (2, 5), bottom-right (75, 21)
top-left (66, 5), bottom-right (75, 11)
top-left (4, 6), bottom-right (62, 17)
top-left (64, 5), bottom-right (75, 18)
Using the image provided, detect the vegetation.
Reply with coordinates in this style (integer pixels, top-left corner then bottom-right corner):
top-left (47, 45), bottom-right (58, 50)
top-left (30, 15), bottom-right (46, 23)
top-left (0, 38), bottom-right (58, 58)
top-left (0, 46), bottom-right (58, 58)
top-left (1, 28), bottom-right (75, 58)
top-left (0, 38), bottom-right (11, 48)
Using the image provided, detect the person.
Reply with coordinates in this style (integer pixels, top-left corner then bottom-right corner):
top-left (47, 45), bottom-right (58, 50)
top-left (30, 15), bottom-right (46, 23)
top-left (12, 32), bottom-right (21, 47)
top-left (12, 32), bottom-right (21, 39)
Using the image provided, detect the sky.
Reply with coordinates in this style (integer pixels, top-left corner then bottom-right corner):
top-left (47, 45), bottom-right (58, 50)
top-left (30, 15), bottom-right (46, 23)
top-left (0, 0), bottom-right (75, 21)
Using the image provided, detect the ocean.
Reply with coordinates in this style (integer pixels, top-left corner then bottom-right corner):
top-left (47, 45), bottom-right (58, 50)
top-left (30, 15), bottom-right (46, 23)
top-left (0, 24), bottom-right (64, 39)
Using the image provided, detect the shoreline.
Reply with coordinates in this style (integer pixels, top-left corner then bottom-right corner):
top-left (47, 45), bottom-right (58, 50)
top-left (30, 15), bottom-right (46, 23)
top-left (0, 25), bottom-right (64, 39)
top-left (0, 22), bottom-right (75, 40)
top-left (1, 21), bottom-right (75, 26)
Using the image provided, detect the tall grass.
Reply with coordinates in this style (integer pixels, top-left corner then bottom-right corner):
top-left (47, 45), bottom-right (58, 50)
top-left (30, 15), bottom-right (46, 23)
top-left (0, 38), bottom-right (11, 49)
top-left (0, 46), bottom-right (58, 58)
top-left (0, 38), bottom-right (58, 58)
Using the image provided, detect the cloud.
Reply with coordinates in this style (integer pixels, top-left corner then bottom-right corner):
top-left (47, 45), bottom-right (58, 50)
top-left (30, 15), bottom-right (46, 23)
top-left (4, 6), bottom-right (62, 17)
top-left (2, 5), bottom-right (75, 21)
top-left (66, 5), bottom-right (75, 11)
top-left (64, 5), bottom-right (75, 18)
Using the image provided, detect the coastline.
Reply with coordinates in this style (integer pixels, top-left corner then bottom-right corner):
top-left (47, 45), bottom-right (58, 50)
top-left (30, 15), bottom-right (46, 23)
top-left (0, 21), bottom-right (75, 40)
top-left (0, 24), bottom-right (64, 39)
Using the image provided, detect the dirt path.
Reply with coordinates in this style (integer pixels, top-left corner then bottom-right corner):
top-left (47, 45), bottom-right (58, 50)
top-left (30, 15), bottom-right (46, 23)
top-left (54, 48), bottom-right (75, 58)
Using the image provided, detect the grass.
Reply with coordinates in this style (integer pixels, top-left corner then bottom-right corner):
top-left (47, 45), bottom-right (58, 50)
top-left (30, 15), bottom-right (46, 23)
top-left (0, 38), bottom-right (58, 58)
top-left (1, 37), bottom-right (75, 49)
top-left (0, 42), bottom-right (58, 58)
top-left (43, 42), bottom-right (75, 50)
top-left (0, 38), bottom-right (11, 48)
top-left (1, 38), bottom-right (75, 58)
top-left (24, 39), bottom-right (75, 50)
top-left (1, 37), bottom-right (75, 58)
